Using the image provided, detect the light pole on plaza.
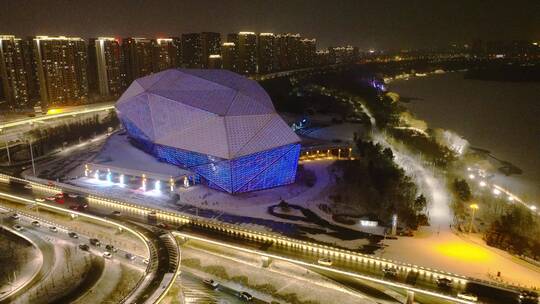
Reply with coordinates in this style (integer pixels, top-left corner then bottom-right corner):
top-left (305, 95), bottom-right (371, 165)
top-left (468, 203), bottom-right (479, 233)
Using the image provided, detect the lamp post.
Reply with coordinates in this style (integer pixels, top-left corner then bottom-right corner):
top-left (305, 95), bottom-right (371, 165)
top-left (469, 203), bottom-right (479, 233)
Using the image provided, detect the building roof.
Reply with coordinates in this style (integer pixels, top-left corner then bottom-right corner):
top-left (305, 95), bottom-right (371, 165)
top-left (116, 69), bottom-right (300, 159)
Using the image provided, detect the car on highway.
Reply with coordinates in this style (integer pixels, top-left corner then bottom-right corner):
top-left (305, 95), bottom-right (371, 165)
top-left (68, 232), bottom-right (79, 239)
top-left (90, 238), bottom-right (101, 247)
top-left (317, 257), bottom-right (333, 266)
top-left (111, 211), bottom-right (121, 216)
top-left (143, 258), bottom-right (150, 265)
top-left (103, 251), bottom-right (112, 259)
top-left (78, 244), bottom-right (90, 251)
top-left (54, 197), bottom-right (65, 204)
top-left (156, 222), bottom-right (169, 229)
top-left (105, 244), bottom-right (118, 253)
top-left (35, 198), bottom-right (45, 202)
top-left (45, 196), bottom-right (56, 202)
top-left (125, 253), bottom-right (136, 261)
top-left (55, 193), bottom-right (64, 198)
top-left (457, 292), bottom-right (478, 302)
top-left (67, 193), bottom-right (79, 198)
top-left (12, 224), bottom-right (24, 231)
top-left (203, 278), bottom-right (219, 289)
top-left (24, 184), bottom-right (33, 189)
top-left (11, 213), bottom-right (20, 220)
top-left (238, 291), bottom-right (253, 301)
top-left (31, 220), bottom-right (40, 227)
top-left (437, 277), bottom-right (452, 289)
top-left (49, 226), bottom-right (58, 232)
top-left (383, 267), bottom-right (398, 278)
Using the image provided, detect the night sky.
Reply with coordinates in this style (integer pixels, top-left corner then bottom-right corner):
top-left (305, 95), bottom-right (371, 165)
top-left (1, 0), bottom-right (538, 49)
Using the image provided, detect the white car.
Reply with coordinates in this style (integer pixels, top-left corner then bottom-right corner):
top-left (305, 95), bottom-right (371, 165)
top-left (317, 257), bottom-right (333, 266)
top-left (67, 193), bottom-right (78, 198)
top-left (143, 258), bottom-right (150, 265)
top-left (35, 198), bottom-right (45, 202)
top-left (457, 292), bottom-right (478, 302)
top-left (49, 226), bottom-right (58, 232)
top-left (12, 224), bottom-right (24, 231)
top-left (103, 251), bottom-right (112, 259)
top-left (24, 184), bottom-right (33, 189)
top-left (11, 213), bottom-right (20, 220)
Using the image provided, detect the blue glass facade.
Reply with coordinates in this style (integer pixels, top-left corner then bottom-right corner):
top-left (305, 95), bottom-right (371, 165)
top-left (121, 117), bottom-right (300, 193)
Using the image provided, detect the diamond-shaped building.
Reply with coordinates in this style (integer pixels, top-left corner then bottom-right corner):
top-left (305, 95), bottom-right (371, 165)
top-left (115, 69), bottom-right (301, 193)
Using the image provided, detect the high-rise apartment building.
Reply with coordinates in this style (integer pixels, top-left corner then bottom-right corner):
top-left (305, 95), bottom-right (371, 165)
top-left (153, 38), bottom-right (180, 72)
top-left (200, 32), bottom-right (221, 68)
top-left (257, 33), bottom-right (275, 74)
top-left (299, 38), bottom-right (316, 67)
top-left (181, 33), bottom-right (202, 68)
top-left (221, 42), bottom-right (237, 72)
top-left (122, 37), bottom-right (154, 84)
top-left (236, 32), bottom-right (257, 75)
top-left (88, 37), bottom-right (123, 97)
top-left (33, 36), bottom-right (88, 108)
top-left (0, 35), bottom-right (38, 110)
top-left (275, 33), bottom-right (301, 71)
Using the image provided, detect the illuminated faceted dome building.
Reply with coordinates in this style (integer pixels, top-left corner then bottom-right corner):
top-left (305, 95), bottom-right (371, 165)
top-left (115, 69), bottom-right (301, 193)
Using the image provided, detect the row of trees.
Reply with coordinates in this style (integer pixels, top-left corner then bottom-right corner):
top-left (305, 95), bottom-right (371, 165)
top-left (330, 140), bottom-right (427, 229)
top-left (389, 128), bottom-right (456, 168)
top-left (26, 112), bottom-right (119, 159)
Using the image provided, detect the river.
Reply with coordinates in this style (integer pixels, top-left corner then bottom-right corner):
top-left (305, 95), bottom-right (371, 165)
top-left (389, 72), bottom-right (540, 203)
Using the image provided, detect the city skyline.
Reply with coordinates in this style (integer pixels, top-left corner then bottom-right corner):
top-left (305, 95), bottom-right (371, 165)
top-left (1, 0), bottom-right (539, 50)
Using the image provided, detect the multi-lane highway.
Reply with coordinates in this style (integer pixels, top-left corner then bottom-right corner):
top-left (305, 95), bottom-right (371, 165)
top-left (0, 174), bottom-right (531, 304)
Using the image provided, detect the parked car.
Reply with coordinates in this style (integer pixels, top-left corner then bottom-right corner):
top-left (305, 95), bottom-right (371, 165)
top-left (143, 258), bottom-right (150, 265)
top-left (31, 221), bottom-right (40, 227)
top-left (519, 290), bottom-right (539, 304)
top-left (68, 232), bottom-right (79, 239)
top-left (69, 204), bottom-right (82, 211)
top-left (49, 226), bottom-right (58, 232)
top-left (125, 253), bottom-right (136, 261)
top-left (89, 238), bottom-right (101, 246)
top-left (54, 193), bottom-right (64, 198)
top-left (457, 292), bottom-right (478, 302)
top-left (67, 193), bottom-right (79, 198)
top-left (24, 184), bottom-right (33, 189)
top-left (383, 267), bottom-right (398, 277)
top-left (35, 198), bottom-right (45, 202)
top-left (156, 223), bottom-right (169, 229)
top-left (239, 291), bottom-right (253, 301)
top-left (103, 251), bottom-right (112, 259)
top-left (105, 244), bottom-right (118, 253)
top-left (317, 257), bottom-right (333, 266)
top-left (203, 278), bottom-right (219, 288)
top-left (437, 277), bottom-right (452, 288)
top-left (12, 224), bottom-right (24, 231)
top-left (54, 197), bottom-right (65, 204)
top-left (45, 196), bottom-right (56, 202)
top-left (11, 213), bottom-right (20, 220)
top-left (111, 211), bottom-right (121, 216)
top-left (79, 244), bottom-right (89, 251)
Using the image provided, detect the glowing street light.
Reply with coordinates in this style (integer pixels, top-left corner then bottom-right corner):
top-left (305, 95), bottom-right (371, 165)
top-left (469, 204), bottom-right (479, 233)
top-left (106, 168), bottom-right (112, 183)
top-left (479, 181), bottom-right (487, 187)
top-left (493, 188), bottom-right (501, 196)
top-left (142, 174), bottom-right (147, 192)
top-left (94, 170), bottom-right (100, 180)
top-left (155, 180), bottom-right (161, 192)
top-left (169, 177), bottom-right (174, 192)
top-left (468, 174), bottom-right (475, 179)
top-left (531, 205), bottom-right (537, 211)
top-left (119, 174), bottom-right (125, 187)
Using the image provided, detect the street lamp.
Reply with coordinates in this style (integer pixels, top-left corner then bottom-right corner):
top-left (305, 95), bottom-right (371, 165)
top-left (479, 181), bottom-right (487, 187)
top-left (469, 204), bottom-right (479, 233)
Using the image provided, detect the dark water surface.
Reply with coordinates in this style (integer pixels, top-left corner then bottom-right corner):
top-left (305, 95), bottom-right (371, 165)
top-left (390, 72), bottom-right (540, 202)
